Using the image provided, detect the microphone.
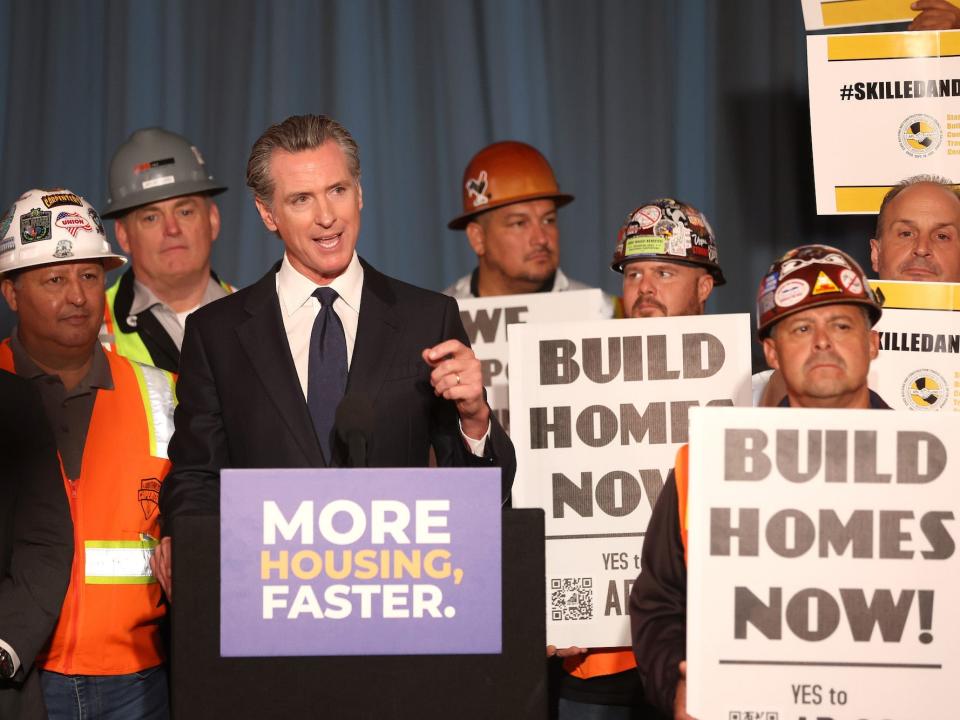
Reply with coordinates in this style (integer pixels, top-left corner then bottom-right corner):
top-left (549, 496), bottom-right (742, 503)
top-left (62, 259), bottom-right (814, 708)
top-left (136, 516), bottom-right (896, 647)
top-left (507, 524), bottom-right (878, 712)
top-left (334, 393), bottom-right (375, 468)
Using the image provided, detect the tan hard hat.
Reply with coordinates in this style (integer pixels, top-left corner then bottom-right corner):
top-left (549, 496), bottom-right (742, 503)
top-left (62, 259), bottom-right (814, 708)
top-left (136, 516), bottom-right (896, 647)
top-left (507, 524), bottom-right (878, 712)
top-left (448, 141), bottom-right (573, 230)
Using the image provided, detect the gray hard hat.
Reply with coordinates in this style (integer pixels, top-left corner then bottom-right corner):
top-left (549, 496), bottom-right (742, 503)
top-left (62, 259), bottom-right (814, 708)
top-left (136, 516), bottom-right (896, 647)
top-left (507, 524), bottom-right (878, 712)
top-left (102, 127), bottom-right (227, 218)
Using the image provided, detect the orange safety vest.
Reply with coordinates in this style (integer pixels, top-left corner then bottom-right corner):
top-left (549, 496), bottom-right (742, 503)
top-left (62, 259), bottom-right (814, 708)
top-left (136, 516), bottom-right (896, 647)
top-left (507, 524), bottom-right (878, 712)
top-left (675, 444), bottom-right (690, 564)
top-left (563, 647), bottom-right (637, 680)
top-left (565, 444), bottom-right (692, 681)
top-left (0, 341), bottom-right (174, 675)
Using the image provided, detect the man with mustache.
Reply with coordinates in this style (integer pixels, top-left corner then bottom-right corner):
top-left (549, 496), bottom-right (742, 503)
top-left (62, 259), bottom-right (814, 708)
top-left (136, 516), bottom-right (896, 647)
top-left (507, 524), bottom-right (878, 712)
top-left (630, 245), bottom-right (885, 720)
top-left (0, 189), bottom-right (175, 718)
top-left (445, 141), bottom-right (617, 316)
top-left (100, 128), bottom-right (234, 372)
top-left (550, 198), bottom-right (725, 720)
top-left (870, 175), bottom-right (960, 283)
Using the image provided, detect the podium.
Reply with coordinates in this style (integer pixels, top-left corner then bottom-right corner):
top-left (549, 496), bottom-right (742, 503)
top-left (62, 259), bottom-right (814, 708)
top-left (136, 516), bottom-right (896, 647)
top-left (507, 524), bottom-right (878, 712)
top-left (171, 509), bottom-right (546, 719)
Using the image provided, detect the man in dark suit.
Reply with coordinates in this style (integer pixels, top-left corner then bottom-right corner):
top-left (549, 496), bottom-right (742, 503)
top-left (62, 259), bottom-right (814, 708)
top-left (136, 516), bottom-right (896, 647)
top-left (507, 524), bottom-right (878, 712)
top-left (0, 370), bottom-right (73, 720)
top-left (156, 114), bottom-right (515, 595)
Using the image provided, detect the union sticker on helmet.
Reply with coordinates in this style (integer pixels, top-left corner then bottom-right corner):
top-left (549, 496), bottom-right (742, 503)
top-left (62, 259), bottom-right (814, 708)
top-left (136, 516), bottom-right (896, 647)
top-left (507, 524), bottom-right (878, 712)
top-left (55, 211), bottom-right (93, 238)
top-left (812, 271), bottom-right (841, 296)
top-left (774, 278), bottom-right (809, 308)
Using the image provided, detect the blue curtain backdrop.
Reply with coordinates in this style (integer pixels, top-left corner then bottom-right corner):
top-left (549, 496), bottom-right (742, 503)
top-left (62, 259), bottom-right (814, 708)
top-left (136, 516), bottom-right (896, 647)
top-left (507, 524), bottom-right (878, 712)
top-left (0, 0), bottom-right (877, 338)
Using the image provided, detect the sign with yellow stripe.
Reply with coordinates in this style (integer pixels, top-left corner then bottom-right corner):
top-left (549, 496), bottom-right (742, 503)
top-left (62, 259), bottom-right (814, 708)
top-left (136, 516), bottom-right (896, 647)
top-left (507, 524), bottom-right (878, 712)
top-left (802, 0), bottom-right (919, 30)
top-left (808, 30), bottom-right (960, 214)
top-left (870, 278), bottom-right (960, 309)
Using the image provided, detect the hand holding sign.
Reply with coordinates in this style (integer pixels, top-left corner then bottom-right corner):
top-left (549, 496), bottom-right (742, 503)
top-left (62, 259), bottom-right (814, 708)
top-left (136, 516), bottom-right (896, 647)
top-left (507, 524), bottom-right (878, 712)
top-left (909, 0), bottom-right (960, 30)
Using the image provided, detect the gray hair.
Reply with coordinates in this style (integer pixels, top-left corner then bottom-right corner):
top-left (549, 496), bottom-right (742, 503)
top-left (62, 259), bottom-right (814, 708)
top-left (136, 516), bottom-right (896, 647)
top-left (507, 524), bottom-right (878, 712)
top-left (875, 175), bottom-right (960, 238)
top-left (246, 114), bottom-right (361, 206)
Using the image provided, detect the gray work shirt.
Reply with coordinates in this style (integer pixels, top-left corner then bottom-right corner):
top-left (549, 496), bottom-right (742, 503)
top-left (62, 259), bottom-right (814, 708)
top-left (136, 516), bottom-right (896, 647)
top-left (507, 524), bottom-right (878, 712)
top-left (129, 276), bottom-right (229, 350)
top-left (10, 333), bottom-right (113, 480)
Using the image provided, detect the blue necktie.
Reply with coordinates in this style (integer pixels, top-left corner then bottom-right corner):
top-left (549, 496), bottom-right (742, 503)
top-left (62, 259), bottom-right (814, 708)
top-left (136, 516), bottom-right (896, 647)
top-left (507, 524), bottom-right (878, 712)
top-left (307, 287), bottom-right (347, 462)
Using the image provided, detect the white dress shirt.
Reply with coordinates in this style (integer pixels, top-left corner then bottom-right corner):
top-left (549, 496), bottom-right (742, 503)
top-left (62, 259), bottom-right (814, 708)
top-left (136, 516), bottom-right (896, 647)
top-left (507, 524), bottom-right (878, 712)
top-left (275, 252), bottom-right (488, 454)
top-left (276, 251), bottom-right (363, 397)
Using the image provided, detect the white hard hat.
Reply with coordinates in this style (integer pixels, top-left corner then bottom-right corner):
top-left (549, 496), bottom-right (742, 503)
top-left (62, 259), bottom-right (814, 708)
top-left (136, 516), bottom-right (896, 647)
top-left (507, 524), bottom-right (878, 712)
top-left (0, 188), bottom-right (127, 277)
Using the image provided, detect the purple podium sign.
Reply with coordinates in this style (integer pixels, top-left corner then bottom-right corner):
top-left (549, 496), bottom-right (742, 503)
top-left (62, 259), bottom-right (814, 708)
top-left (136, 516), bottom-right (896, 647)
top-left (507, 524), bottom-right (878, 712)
top-left (220, 467), bottom-right (502, 657)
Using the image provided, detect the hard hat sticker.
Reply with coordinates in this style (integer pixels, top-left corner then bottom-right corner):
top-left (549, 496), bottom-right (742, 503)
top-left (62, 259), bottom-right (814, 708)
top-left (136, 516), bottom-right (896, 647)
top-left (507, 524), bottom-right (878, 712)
top-left (760, 272), bottom-right (779, 295)
top-left (758, 290), bottom-right (776, 314)
top-left (53, 238), bottom-right (74, 259)
top-left (774, 278), bottom-right (809, 308)
top-left (87, 208), bottom-right (105, 235)
top-left (631, 205), bottom-right (662, 229)
top-left (812, 271), bottom-right (841, 295)
top-left (55, 211), bottom-right (94, 238)
top-left (41, 192), bottom-right (83, 209)
top-left (20, 208), bottom-right (51, 244)
top-left (133, 158), bottom-right (176, 175)
top-left (142, 176), bottom-right (176, 190)
top-left (780, 251), bottom-right (851, 277)
top-left (625, 236), bottom-right (666, 256)
top-left (0, 208), bottom-right (13, 240)
top-left (465, 171), bottom-right (490, 208)
top-left (840, 268), bottom-right (863, 294)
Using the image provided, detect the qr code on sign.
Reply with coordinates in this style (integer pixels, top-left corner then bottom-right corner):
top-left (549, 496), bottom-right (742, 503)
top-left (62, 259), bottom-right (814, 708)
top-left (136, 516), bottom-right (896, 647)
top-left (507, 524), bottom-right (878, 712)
top-left (550, 577), bottom-right (593, 621)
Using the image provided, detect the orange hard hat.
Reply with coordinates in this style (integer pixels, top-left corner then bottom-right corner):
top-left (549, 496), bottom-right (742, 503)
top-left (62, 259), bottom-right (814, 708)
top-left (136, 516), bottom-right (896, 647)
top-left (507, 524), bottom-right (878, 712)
top-left (448, 141), bottom-right (573, 230)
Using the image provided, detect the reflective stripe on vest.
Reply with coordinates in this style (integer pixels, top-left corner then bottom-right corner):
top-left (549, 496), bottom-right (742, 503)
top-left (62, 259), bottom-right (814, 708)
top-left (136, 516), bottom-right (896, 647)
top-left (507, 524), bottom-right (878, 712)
top-left (563, 647), bottom-right (637, 679)
top-left (129, 361), bottom-right (176, 459)
top-left (675, 444), bottom-right (690, 565)
top-left (103, 279), bottom-right (154, 365)
top-left (85, 536), bottom-right (158, 585)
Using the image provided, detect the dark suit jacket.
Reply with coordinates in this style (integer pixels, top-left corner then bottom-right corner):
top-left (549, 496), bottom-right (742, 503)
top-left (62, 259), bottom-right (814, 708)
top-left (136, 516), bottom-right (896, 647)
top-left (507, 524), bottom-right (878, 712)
top-left (0, 370), bottom-right (73, 720)
top-left (160, 259), bottom-right (515, 531)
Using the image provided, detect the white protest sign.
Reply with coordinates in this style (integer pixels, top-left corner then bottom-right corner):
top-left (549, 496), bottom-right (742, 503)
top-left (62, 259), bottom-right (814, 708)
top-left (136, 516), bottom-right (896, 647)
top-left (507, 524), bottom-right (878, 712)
top-left (807, 30), bottom-right (960, 214)
top-left (456, 289), bottom-right (609, 434)
top-left (870, 307), bottom-right (960, 410)
top-left (802, 0), bottom-right (917, 30)
top-left (687, 406), bottom-right (960, 719)
top-left (509, 314), bottom-right (752, 647)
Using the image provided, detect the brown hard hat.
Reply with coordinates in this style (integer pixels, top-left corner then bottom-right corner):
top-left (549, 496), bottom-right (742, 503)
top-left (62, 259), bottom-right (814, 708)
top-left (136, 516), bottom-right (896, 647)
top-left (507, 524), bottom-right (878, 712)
top-left (610, 198), bottom-right (725, 285)
top-left (756, 244), bottom-right (882, 339)
top-left (448, 141), bottom-right (573, 230)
